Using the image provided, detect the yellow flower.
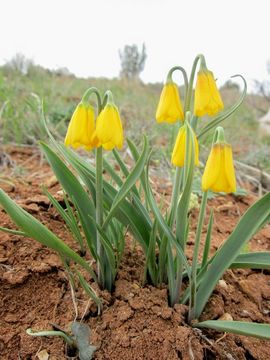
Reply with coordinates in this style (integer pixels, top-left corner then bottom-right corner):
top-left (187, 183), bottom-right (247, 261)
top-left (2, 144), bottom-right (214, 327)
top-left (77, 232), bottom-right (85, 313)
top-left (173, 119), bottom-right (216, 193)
top-left (194, 70), bottom-right (224, 117)
top-left (65, 103), bottom-right (95, 150)
top-left (156, 82), bottom-right (184, 123)
top-left (202, 143), bottom-right (236, 193)
top-left (171, 126), bottom-right (199, 167)
top-left (92, 104), bottom-right (124, 150)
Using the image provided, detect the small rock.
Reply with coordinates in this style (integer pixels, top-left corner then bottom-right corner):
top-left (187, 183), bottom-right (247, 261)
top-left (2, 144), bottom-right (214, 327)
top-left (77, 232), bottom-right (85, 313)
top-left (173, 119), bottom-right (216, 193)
top-left (239, 310), bottom-right (252, 318)
top-left (37, 350), bottom-right (49, 360)
top-left (44, 175), bottom-right (58, 188)
top-left (219, 313), bottom-right (233, 321)
top-left (218, 279), bottom-right (228, 290)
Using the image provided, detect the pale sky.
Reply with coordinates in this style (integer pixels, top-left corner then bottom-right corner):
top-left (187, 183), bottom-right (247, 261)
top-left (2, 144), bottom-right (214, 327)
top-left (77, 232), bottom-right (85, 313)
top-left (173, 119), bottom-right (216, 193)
top-left (0, 0), bottom-right (269, 89)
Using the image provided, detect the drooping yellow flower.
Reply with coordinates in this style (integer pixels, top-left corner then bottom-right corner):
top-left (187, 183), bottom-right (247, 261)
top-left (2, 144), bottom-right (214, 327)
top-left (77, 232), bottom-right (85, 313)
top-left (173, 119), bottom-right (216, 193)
top-left (156, 82), bottom-right (184, 123)
top-left (194, 70), bottom-right (224, 117)
top-left (202, 143), bottom-right (236, 193)
top-left (65, 103), bottom-right (95, 150)
top-left (92, 104), bottom-right (124, 150)
top-left (171, 125), bottom-right (199, 167)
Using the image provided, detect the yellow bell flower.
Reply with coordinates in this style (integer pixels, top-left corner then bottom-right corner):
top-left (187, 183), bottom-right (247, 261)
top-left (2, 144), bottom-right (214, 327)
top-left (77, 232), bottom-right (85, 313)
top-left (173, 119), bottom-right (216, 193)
top-left (194, 70), bottom-right (224, 117)
top-left (156, 82), bottom-right (184, 123)
top-left (202, 143), bottom-right (236, 193)
top-left (65, 103), bottom-right (95, 150)
top-left (171, 125), bottom-right (199, 167)
top-left (92, 104), bottom-right (124, 150)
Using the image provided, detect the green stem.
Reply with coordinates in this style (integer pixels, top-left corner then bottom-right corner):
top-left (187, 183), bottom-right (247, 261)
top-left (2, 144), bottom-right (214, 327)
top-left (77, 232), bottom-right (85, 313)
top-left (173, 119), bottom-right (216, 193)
top-left (188, 190), bottom-right (208, 322)
top-left (26, 329), bottom-right (75, 347)
top-left (96, 146), bottom-right (104, 288)
top-left (82, 87), bottom-right (102, 110)
top-left (213, 126), bottom-right (225, 144)
top-left (168, 167), bottom-right (182, 227)
top-left (166, 66), bottom-right (188, 111)
top-left (185, 54), bottom-right (205, 112)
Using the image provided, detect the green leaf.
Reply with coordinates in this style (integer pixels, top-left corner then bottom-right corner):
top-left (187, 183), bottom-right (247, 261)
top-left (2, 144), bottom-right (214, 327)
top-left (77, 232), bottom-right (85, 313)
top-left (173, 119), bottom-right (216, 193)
top-left (26, 328), bottom-right (74, 347)
top-left (176, 122), bottom-right (195, 247)
top-left (0, 226), bottom-right (26, 236)
top-left (103, 136), bottom-right (150, 228)
top-left (196, 320), bottom-right (270, 340)
top-left (40, 142), bottom-right (97, 258)
top-left (0, 189), bottom-right (95, 278)
top-left (201, 209), bottom-right (214, 269)
top-left (75, 269), bottom-right (102, 307)
top-left (43, 188), bottom-right (85, 252)
top-left (55, 144), bottom-right (152, 252)
top-left (195, 192), bottom-right (270, 318)
top-left (231, 252), bottom-right (270, 269)
top-left (144, 155), bottom-right (191, 278)
top-left (144, 219), bottom-right (158, 285)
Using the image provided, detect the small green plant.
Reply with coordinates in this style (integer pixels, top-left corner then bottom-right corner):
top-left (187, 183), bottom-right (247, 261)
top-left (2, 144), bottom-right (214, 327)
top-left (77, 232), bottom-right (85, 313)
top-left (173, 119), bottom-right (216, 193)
top-left (27, 322), bottom-right (96, 360)
top-left (0, 54), bottom-right (270, 349)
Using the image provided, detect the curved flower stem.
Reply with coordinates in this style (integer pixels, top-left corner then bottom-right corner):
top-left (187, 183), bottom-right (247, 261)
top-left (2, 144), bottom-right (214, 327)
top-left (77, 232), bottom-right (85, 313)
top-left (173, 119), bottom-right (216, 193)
top-left (185, 54), bottom-right (205, 113)
top-left (166, 66), bottom-right (189, 111)
top-left (82, 87), bottom-right (102, 110)
top-left (188, 190), bottom-right (208, 323)
top-left (102, 90), bottom-right (114, 108)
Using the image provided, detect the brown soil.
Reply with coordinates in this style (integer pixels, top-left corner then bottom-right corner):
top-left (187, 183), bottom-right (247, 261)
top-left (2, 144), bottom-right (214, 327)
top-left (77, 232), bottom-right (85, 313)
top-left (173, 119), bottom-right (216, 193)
top-left (0, 145), bottom-right (270, 360)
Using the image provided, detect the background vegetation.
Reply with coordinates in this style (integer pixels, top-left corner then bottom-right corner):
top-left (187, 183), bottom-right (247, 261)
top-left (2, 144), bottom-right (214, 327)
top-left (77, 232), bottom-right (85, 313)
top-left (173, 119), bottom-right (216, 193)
top-left (0, 57), bottom-right (270, 173)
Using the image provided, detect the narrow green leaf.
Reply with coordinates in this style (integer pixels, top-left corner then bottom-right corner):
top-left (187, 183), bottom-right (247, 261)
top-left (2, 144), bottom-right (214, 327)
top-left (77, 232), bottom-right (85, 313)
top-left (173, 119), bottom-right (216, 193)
top-left (195, 192), bottom-right (270, 318)
top-left (230, 252), bottom-right (270, 269)
top-left (75, 269), bottom-right (102, 307)
top-left (0, 189), bottom-right (95, 278)
top-left (93, 220), bottom-right (116, 280)
top-left (176, 122), bottom-right (195, 247)
top-left (103, 157), bottom-right (123, 187)
top-left (103, 136), bottom-right (149, 228)
top-left (201, 209), bottom-right (214, 269)
top-left (145, 220), bottom-right (158, 285)
top-left (56, 143), bottom-right (152, 251)
top-left (196, 320), bottom-right (270, 340)
top-left (43, 188), bottom-right (85, 252)
top-left (112, 148), bottom-right (130, 177)
top-left (0, 226), bottom-right (26, 236)
top-left (26, 328), bottom-right (74, 347)
top-left (40, 142), bottom-right (97, 257)
top-left (144, 156), bottom-right (191, 278)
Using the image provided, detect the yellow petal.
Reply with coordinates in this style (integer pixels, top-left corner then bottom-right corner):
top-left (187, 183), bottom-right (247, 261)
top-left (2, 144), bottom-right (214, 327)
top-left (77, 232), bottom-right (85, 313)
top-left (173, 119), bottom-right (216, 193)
top-left (202, 144), bottom-right (236, 193)
top-left (65, 104), bottom-right (95, 150)
top-left (171, 127), bottom-right (199, 167)
top-left (93, 104), bottom-right (124, 151)
top-left (194, 70), bottom-right (224, 117)
top-left (156, 83), bottom-right (184, 123)
top-left (224, 144), bottom-right (236, 192)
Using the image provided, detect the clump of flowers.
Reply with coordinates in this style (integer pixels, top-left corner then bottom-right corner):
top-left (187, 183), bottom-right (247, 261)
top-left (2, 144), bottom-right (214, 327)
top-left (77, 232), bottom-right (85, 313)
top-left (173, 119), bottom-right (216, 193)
top-left (0, 54), bottom-right (270, 345)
